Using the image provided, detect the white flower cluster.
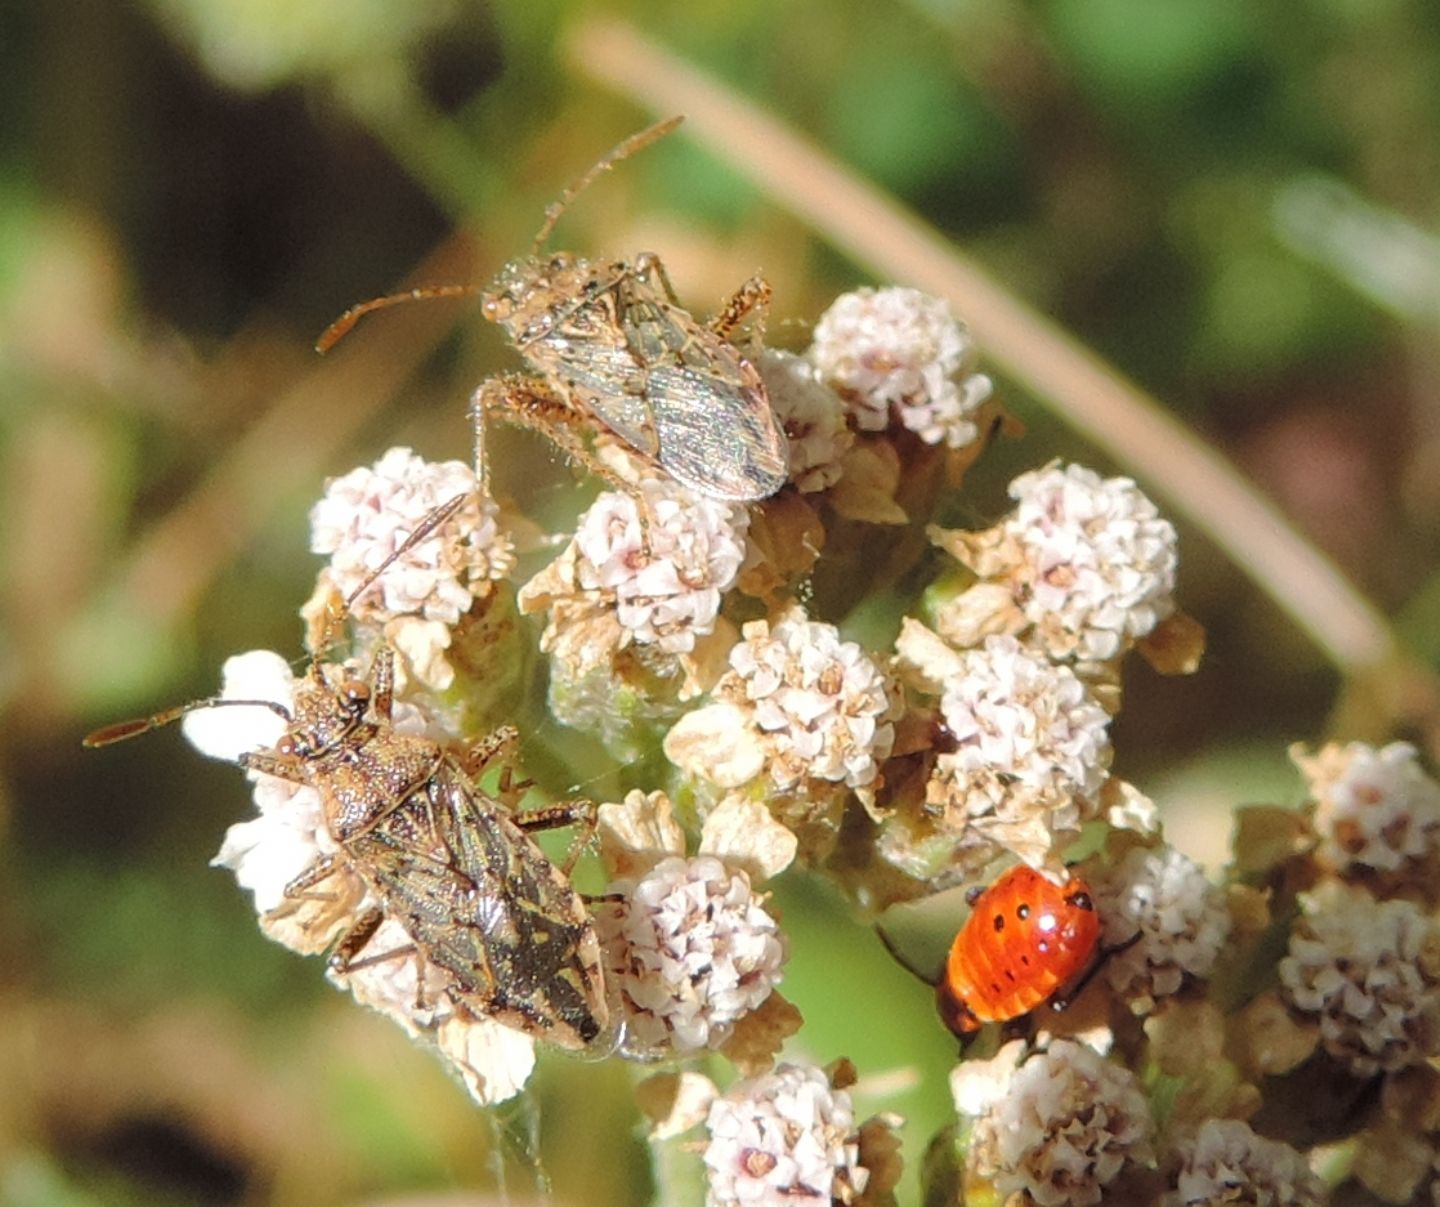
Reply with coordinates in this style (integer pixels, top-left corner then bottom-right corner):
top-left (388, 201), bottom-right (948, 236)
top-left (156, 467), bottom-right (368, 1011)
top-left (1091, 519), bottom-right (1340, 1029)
top-left (1279, 882), bottom-right (1440, 1076)
top-left (575, 482), bottom-right (746, 653)
top-left (523, 478), bottom-right (748, 657)
top-left (1163, 1119), bottom-right (1325, 1207)
top-left (1296, 740), bottom-right (1440, 875)
top-left (309, 446), bottom-right (512, 626)
top-left (1090, 843), bottom-right (1230, 1013)
top-left (595, 854), bottom-right (785, 1054)
top-left (665, 607), bottom-right (898, 805)
top-left (703, 1063), bottom-right (868, 1206)
top-left (964, 1039), bottom-right (1155, 1206)
top-left (1003, 462), bottom-right (1178, 662)
top-left (594, 790), bottom-right (797, 1063)
top-left (726, 607), bottom-right (898, 791)
top-left (928, 634), bottom-right (1111, 863)
top-left (757, 349), bottom-right (853, 493)
top-left (809, 286), bottom-right (992, 449)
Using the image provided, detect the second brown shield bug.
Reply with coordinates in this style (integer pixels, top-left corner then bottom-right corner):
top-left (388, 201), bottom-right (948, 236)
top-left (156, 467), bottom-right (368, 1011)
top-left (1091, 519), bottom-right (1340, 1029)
top-left (318, 117), bottom-right (790, 503)
top-left (85, 494), bottom-right (609, 1050)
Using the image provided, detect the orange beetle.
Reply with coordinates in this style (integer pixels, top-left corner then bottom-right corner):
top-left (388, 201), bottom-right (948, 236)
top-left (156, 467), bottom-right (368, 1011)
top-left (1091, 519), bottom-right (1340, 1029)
top-left (936, 865), bottom-right (1102, 1036)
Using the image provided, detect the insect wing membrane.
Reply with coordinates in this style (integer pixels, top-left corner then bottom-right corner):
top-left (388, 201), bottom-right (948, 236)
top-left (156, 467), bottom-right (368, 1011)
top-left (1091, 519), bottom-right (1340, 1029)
top-left (361, 762), bottom-right (605, 1049)
top-left (450, 779), bottom-right (604, 1047)
top-left (598, 283), bottom-right (786, 500)
top-left (644, 356), bottom-right (787, 501)
top-left (544, 339), bottom-right (660, 459)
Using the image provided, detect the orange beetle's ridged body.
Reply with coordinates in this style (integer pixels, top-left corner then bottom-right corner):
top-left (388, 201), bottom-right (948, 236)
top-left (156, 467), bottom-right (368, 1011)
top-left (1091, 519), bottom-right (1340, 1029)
top-left (937, 865), bottom-right (1102, 1035)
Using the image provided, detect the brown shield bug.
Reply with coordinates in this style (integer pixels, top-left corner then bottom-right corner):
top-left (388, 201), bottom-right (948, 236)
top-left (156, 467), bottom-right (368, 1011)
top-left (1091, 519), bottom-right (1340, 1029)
top-left (85, 494), bottom-right (608, 1050)
top-left (317, 117), bottom-right (789, 502)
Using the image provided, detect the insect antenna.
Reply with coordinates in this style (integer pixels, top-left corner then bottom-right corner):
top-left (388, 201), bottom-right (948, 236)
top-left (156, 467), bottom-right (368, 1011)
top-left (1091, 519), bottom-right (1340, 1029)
top-left (315, 116), bottom-right (683, 354)
top-left (314, 283), bottom-right (485, 354)
top-left (528, 115), bottom-right (685, 256)
top-left (308, 491), bottom-right (472, 664)
top-left (83, 493), bottom-right (472, 749)
top-left (82, 698), bottom-right (293, 748)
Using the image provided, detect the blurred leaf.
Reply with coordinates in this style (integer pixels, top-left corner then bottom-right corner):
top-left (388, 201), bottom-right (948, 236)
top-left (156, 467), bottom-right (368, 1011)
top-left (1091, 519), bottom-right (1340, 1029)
top-left (143, 0), bottom-right (456, 92)
top-left (1045, 0), bottom-right (1258, 105)
top-left (824, 64), bottom-right (1015, 199)
top-left (0, 1153), bottom-right (108, 1207)
top-left (1398, 573), bottom-right (1440, 665)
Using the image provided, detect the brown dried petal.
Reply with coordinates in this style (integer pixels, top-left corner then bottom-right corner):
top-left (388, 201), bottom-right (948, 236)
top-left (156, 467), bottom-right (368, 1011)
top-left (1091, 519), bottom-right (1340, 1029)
top-left (854, 1114), bottom-right (905, 1207)
top-left (1136, 609), bottom-right (1206, 676)
top-left (927, 520), bottom-right (1017, 578)
top-left (892, 617), bottom-right (967, 694)
top-left (597, 790), bottom-right (687, 880)
top-left (257, 870), bottom-right (364, 955)
top-left (1350, 1120), bottom-right (1434, 1205)
top-left (300, 575), bottom-right (346, 657)
top-left (1229, 990), bottom-right (1319, 1078)
top-left (1225, 883), bottom-right (1273, 936)
top-left (1144, 1000), bottom-right (1254, 1127)
top-left (933, 582), bottom-right (1024, 650)
top-left (718, 991), bottom-right (804, 1077)
top-left (664, 703), bottom-right (768, 788)
top-left (699, 794), bottom-right (798, 883)
top-left (828, 439), bottom-right (908, 524)
top-left (737, 491), bottom-right (826, 599)
top-left (1231, 804), bottom-right (1312, 876)
top-left (1381, 1065), bottom-right (1440, 1133)
top-left (384, 615), bottom-right (454, 693)
top-left (678, 620), bottom-right (739, 701)
top-left (435, 1009), bottom-right (538, 1107)
top-left (635, 1071), bottom-right (718, 1139)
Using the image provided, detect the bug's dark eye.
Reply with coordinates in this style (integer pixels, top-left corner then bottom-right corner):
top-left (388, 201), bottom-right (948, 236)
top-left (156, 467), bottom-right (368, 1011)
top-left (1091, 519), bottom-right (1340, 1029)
top-left (277, 734), bottom-right (297, 757)
top-left (1068, 891), bottom-right (1095, 912)
top-left (549, 253), bottom-right (572, 272)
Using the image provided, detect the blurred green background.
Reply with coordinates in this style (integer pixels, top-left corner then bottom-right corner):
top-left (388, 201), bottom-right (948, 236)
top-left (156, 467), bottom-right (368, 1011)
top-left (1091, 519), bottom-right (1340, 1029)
top-left (2, 2), bottom-right (1439, 1204)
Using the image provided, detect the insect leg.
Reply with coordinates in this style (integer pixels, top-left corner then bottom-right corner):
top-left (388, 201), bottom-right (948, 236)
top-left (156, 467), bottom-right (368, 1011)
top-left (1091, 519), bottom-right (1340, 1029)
top-left (457, 725), bottom-right (521, 777)
top-left (243, 749), bottom-right (309, 782)
top-left (455, 726), bottom-right (532, 807)
top-left (708, 274), bottom-right (773, 345)
top-left (326, 905), bottom-right (387, 975)
top-left (282, 853), bottom-right (347, 901)
top-left (514, 798), bottom-right (598, 874)
top-left (472, 374), bottom-right (635, 491)
top-left (325, 905), bottom-right (430, 1011)
top-left (513, 798), bottom-right (597, 833)
top-left (369, 645), bottom-right (394, 722)
top-left (1048, 930), bottom-right (1142, 1015)
top-left (631, 251), bottom-right (683, 305)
